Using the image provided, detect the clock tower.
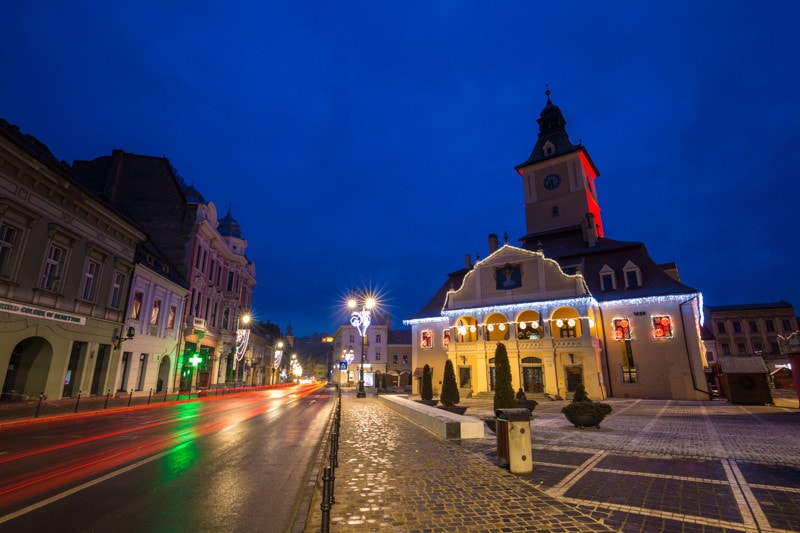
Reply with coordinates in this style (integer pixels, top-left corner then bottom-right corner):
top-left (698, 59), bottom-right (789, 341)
top-left (515, 90), bottom-right (604, 243)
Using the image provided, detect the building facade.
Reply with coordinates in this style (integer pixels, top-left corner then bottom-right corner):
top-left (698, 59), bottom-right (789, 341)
top-left (405, 93), bottom-right (709, 401)
top-left (72, 152), bottom-right (255, 392)
top-left (1, 120), bottom-right (145, 401)
top-left (705, 302), bottom-right (797, 371)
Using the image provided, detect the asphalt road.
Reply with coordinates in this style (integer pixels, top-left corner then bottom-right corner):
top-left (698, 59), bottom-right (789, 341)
top-left (0, 384), bottom-right (333, 533)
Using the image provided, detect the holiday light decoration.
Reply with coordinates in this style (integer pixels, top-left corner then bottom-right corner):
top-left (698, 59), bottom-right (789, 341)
top-left (613, 318), bottom-right (631, 341)
top-left (652, 315), bottom-right (673, 338)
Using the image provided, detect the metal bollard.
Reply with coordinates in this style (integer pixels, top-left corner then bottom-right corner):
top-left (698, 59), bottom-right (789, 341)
top-left (35, 393), bottom-right (44, 418)
top-left (320, 466), bottom-right (332, 533)
top-left (164, 388), bottom-right (169, 402)
top-left (104, 389), bottom-right (111, 409)
top-left (75, 390), bottom-right (82, 413)
top-left (147, 388), bottom-right (152, 404)
top-left (128, 389), bottom-right (134, 407)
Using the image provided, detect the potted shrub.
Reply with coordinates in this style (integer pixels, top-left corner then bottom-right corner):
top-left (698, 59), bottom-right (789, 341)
top-left (416, 364), bottom-right (438, 406)
top-left (561, 384), bottom-right (612, 428)
top-left (515, 388), bottom-right (538, 413)
top-left (438, 359), bottom-right (467, 414)
top-left (486, 343), bottom-right (516, 432)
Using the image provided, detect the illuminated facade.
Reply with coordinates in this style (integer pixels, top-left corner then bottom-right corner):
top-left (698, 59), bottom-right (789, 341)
top-left (405, 93), bottom-right (709, 401)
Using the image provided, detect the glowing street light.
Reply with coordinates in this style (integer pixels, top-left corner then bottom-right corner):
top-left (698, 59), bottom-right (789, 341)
top-left (348, 292), bottom-right (376, 398)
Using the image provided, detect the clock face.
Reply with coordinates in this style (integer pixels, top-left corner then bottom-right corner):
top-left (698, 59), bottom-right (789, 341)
top-left (543, 173), bottom-right (561, 190)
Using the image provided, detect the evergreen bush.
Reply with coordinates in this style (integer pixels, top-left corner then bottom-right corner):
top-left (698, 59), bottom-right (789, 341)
top-left (440, 358), bottom-right (460, 406)
top-left (421, 364), bottom-right (433, 401)
top-left (493, 343), bottom-right (515, 410)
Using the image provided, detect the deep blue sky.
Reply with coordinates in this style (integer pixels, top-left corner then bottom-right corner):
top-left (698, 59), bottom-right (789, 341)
top-left (2, 2), bottom-right (798, 337)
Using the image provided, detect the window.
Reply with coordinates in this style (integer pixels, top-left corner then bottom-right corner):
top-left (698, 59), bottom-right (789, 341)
top-left (80, 260), bottom-right (99, 301)
top-left (375, 352), bottom-right (381, 361)
top-left (375, 334), bottom-right (382, 343)
top-left (621, 341), bottom-right (637, 383)
top-left (652, 316), bottom-right (672, 338)
top-left (402, 354), bottom-right (408, 364)
top-left (722, 343), bottom-right (730, 355)
top-left (0, 222), bottom-right (20, 279)
top-left (770, 342), bottom-right (779, 354)
top-left (733, 321), bottom-right (742, 333)
top-left (131, 291), bottom-right (144, 320)
top-left (392, 354), bottom-right (398, 364)
top-left (613, 318), bottom-right (631, 340)
top-left (623, 262), bottom-right (641, 289)
top-left (753, 341), bottom-right (762, 353)
top-left (151, 298), bottom-right (162, 325)
top-left (559, 320), bottom-right (577, 338)
top-left (442, 330), bottom-right (451, 347)
top-left (599, 265), bottom-right (615, 291)
top-left (717, 322), bottom-right (726, 334)
top-left (110, 272), bottom-right (125, 308)
top-left (749, 321), bottom-right (758, 333)
top-left (41, 243), bottom-right (65, 291)
top-left (195, 246), bottom-right (203, 268)
top-left (222, 308), bottom-right (230, 329)
top-left (227, 271), bottom-right (234, 291)
top-left (349, 334), bottom-right (354, 343)
top-left (766, 320), bottom-right (775, 332)
top-left (737, 342), bottom-right (746, 354)
top-left (168, 305), bottom-right (177, 329)
top-left (421, 330), bottom-right (432, 348)
top-left (783, 319), bottom-right (792, 331)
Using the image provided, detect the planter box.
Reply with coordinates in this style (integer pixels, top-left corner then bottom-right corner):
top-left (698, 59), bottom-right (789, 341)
top-left (516, 399), bottom-right (538, 413)
top-left (438, 405), bottom-right (468, 415)
top-left (564, 412), bottom-right (603, 429)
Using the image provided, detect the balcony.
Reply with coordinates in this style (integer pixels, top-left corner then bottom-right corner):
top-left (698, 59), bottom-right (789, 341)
top-left (189, 316), bottom-right (206, 331)
top-left (451, 336), bottom-right (601, 356)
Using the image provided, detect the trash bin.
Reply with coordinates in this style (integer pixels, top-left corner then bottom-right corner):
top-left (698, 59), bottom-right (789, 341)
top-left (495, 408), bottom-right (532, 474)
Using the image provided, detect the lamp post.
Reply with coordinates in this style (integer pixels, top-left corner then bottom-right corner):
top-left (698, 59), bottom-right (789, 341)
top-left (270, 340), bottom-right (284, 384)
top-left (348, 293), bottom-right (376, 398)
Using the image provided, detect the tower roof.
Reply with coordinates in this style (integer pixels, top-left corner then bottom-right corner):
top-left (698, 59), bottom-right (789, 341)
top-left (218, 206), bottom-right (243, 238)
top-left (515, 88), bottom-right (582, 169)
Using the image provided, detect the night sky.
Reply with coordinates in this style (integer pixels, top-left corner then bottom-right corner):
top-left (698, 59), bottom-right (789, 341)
top-left (2, 2), bottom-right (798, 337)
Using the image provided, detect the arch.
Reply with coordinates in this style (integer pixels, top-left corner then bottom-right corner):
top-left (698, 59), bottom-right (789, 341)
top-left (484, 313), bottom-right (510, 341)
top-left (454, 316), bottom-right (479, 342)
top-left (2, 337), bottom-right (53, 401)
top-left (157, 355), bottom-right (171, 392)
top-left (516, 310), bottom-right (543, 339)
top-left (551, 307), bottom-right (582, 338)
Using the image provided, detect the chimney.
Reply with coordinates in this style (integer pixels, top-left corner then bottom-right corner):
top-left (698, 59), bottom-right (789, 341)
top-left (488, 233), bottom-right (499, 254)
top-left (465, 254), bottom-right (472, 269)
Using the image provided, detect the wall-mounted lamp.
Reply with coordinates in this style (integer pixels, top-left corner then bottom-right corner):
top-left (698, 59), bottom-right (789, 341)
top-left (113, 326), bottom-right (136, 350)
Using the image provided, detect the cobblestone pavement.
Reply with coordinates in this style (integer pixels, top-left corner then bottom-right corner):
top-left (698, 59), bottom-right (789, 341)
top-left (304, 389), bottom-right (800, 533)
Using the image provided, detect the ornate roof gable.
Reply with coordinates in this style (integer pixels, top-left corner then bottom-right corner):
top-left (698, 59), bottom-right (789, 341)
top-left (443, 244), bottom-right (589, 313)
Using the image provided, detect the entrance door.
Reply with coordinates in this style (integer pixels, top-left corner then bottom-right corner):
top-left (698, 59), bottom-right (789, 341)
top-left (565, 366), bottom-right (583, 393)
top-left (522, 366), bottom-right (544, 393)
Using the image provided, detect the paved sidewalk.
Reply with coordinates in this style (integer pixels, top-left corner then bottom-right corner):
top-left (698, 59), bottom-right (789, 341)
top-left (304, 389), bottom-right (800, 533)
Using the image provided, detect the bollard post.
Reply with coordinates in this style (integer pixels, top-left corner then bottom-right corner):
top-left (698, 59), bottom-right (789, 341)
top-left (328, 438), bottom-right (336, 505)
top-left (104, 389), bottom-right (111, 409)
top-left (35, 393), bottom-right (44, 418)
top-left (147, 388), bottom-right (152, 404)
top-left (320, 466), bottom-right (332, 533)
top-left (128, 389), bottom-right (134, 407)
top-left (332, 426), bottom-right (339, 468)
top-left (164, 387), bottom-right (169, 402)
top-left (75, 390), bottom-right (82, 413)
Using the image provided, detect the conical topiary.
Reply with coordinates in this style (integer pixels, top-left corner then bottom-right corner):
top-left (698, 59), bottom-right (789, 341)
top-left (421, 364), bottom-right (433, 401)
top-left (493, 343), bottom-right (515, 410)
top-left (440, 358), bottom-right (460, 406)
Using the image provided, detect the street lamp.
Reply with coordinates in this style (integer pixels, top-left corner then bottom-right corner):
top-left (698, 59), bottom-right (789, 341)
top-left (348, 293), bottom-right (376, 398)
top-left (271, 340), bottom-right (284, 385)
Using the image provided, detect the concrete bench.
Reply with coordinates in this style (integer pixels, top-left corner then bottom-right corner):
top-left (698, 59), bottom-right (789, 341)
top-left (378, 395), bottom-right (485, 440)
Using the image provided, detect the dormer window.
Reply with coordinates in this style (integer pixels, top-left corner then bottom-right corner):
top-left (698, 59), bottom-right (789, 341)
top-left (599, 265), bottom-right (616, 291)
top-left (623, 261), bottom-right (642, 289)
top-left (543, 141), bottom-right (555, 156)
